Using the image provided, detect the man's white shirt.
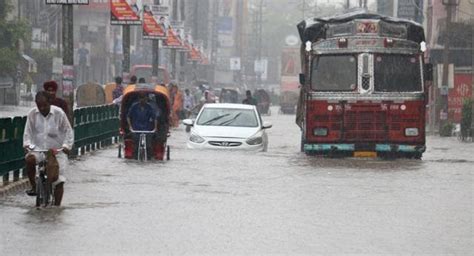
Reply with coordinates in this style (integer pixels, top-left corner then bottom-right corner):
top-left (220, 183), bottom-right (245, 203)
top-left (23, 105), bottom-right (74, 150)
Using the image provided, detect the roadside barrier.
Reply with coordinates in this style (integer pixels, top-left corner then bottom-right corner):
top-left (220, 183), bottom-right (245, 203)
top-left (0, 104), bottom-right (120, 187)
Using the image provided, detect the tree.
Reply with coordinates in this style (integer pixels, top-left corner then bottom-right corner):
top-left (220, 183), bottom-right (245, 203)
top-left (0, 0), bottom-right (30, 78)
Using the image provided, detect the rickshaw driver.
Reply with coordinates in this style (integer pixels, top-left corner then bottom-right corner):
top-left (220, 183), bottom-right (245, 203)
top-left (127, 92), bottom-right (158, 158)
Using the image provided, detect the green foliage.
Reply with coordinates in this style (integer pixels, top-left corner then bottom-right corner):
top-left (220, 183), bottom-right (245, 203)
top-left (0, 0), bottom-right (30, 77)
top-left (439, 122), bottom-right (454, 137)
top-left (460, 99), bottom-right (473, 137)
top-left (0, 47), bottom-right (19, 75)
top-left (0, 0), bottom-right (13, 19)
top-left (30, 49), bottom-right (56, 85)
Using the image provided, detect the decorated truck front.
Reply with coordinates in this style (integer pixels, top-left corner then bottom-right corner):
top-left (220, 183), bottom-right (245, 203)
top-left (296, 11), bottom-right (432, 158)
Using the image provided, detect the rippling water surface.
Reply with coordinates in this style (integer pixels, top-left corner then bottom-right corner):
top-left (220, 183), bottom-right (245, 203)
top-left (2, 107), bottom-right (472, 255)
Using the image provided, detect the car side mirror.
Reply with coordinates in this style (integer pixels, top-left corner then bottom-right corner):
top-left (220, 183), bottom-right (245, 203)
top-left (299, 73), bottom-right (305, 85)
top-left (182, 119), bottom-right (194, 126)
top-left (424, 63), bottom-right (433, 82)
top-left (262, 121), bottom-right (272, 129)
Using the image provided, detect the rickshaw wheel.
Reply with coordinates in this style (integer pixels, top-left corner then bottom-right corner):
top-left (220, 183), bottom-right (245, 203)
top-left (118, 144), bottom-right (122, 158)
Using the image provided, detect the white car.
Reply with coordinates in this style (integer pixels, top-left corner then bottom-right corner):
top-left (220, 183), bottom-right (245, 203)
top-left (182, 103), bottom-right (272, 151)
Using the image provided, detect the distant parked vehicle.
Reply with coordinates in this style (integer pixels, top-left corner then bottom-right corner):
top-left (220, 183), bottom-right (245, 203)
top-left (127, 65), bottom-right (170, 85)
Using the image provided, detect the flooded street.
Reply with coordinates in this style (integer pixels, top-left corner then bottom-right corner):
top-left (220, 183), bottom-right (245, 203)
top-left (1, 108), bottom-right (473, 255)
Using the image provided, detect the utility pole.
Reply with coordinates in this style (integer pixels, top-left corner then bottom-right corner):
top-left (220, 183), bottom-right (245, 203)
top-left (210, 0), bottom-right (219, 86)
top-left (439, 0), bottom-right (458, 131)
top-left (256, 0), bottom-right (263, 88)
top-left (152, 0), bottom-right (160, 82)
top-left (302, 0), bottom-right (305, 20)
top-left (122, 26), bottom-right (131, 79)
top-left (235, 0), bottom-right (243, 85)
top-left (62, 5), bottom-right (74, 123)
top-left (346, 0), bottom-right (350, 10)
top-left (171, 0), bottom-right (178, 81)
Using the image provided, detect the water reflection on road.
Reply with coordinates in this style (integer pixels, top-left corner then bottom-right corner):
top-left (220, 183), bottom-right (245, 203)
top-left (1, 107), bottom-right (472, 255)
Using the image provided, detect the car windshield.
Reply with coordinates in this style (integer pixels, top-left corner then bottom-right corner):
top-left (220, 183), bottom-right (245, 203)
top-left (374, 54), bottom-right (422, 92)
top-left (197, 108), bottom-right (259, 127)
top-left (311, 55), bottom-right (357, 91)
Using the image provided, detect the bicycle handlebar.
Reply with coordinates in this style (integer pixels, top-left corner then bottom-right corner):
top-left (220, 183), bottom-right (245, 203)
top-left (130, 130), bottom-right (156, 134)
top-left (27, 146), bottom-right (64, 153)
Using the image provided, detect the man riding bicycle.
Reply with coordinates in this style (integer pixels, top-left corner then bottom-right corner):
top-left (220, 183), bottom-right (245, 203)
top-left (23, 91), bottom-right (74, 206)
top-left (127, 92), bottom-right (157, 159)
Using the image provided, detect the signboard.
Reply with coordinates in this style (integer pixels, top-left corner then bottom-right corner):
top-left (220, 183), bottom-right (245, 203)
top-left (62, 80), bottom-right (74, 96)
top-left (448, 73), bottom-right (473, 122)
top-left (142, 4), bottom-right (169, 40)
top-left (162, 21), bottom-right (184, 49)
top-left (181, 32), bottom-right (193, 53)
top-left (217, 16), bottom-right (233, 48)
top-left (31, 28), bottom-right (48, 49)
top-left (230, 57), bottom-right (240, 71)
top-left (110, 0), bottom-right (142, 25)
top-left (62, 65), bottom-right (74, 96)
top-left (217, 17), bottom-right (233, 33)
top-left (285, 35), bottom-right (299, 47)
top-left (0, 76), bottom-right (14, 89)
top-left (63, 65), bottom-right (74, 80)
top-left (52, 57), bottom-right (63, 74)
top-left (254, 59), bottom-right (268, 80)
top-left (78, 0), bottom-right (108, 10)
top-left (188, 39), bottom-right (203, 63)
top-left (46, 0), bottom-right (89, 4)
top-left (397, 0), bottom-right (423, 23)
top-left (437, 64), bottom-right (454, 88)
top-left (281, 47), bottom-right (300, 76)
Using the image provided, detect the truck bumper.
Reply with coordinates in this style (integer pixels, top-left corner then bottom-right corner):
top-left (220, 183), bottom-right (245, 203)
top-left (304, 143), bottom-right (426, 156)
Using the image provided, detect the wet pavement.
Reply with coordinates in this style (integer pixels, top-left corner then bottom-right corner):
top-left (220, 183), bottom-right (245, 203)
top-left (1, 107), bottom-right (473, 255)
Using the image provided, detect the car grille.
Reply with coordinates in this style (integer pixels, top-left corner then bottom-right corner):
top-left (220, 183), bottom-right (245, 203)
top-left (208, 141), bottom-right (242, 147)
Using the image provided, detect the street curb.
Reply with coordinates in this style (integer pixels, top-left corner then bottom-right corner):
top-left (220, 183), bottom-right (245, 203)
top-left (0, 179), bottom-right (30, 198)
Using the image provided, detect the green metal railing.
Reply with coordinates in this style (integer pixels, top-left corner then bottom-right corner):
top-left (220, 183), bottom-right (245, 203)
top-left (0, 104), bottom-right (120, 185)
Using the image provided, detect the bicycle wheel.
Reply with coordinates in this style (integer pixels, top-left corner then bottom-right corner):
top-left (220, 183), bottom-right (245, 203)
top-left (35, 177), bottom-right (42, 207)
top-left (138, 147), bottom-right (145, 161)
top-left (43, 181), bottom-right (51, 207)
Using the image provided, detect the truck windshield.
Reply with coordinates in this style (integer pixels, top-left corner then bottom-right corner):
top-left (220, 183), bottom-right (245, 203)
top-left (311, 55), bottom-right (357, 91)
top-left (374, 54), bottom-right (422, 92)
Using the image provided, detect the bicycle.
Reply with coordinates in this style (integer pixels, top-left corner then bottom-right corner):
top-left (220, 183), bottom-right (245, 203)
top-left (27, 147), bottom-right (63, 207)
top-left (131, 130), bottom-right (156, 161)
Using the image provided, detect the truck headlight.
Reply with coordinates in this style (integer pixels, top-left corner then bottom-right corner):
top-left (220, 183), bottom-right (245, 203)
top-left (313, 127), bottom-right (328, 136)
top-left (189, 133), bottom-right (205, 143)
top-left (405, 128), bottom-right (419, 137)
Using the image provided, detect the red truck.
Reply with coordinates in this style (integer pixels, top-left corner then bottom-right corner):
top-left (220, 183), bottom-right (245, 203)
top-left (297, 11), bottom-right (433, 158)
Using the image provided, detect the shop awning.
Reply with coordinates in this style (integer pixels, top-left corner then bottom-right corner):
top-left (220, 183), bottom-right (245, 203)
top-left (22, 54), bottom-right (37, 73)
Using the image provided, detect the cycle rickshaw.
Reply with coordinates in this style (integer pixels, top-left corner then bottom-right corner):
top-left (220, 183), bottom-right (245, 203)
top-left (118, 84), bottom-right (171, 161)
top-left (219, 88), bottom-right (241, 103)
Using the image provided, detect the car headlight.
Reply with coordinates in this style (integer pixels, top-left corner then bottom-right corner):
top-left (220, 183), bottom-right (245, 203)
top-left (405, 128), bottom-right (419, 137)
top-left (246, 136), bottom-right (263, 145)
top-left (189, 133), bottom-right (205, 143)
top-left (313, 127), bottom-right (328, 136)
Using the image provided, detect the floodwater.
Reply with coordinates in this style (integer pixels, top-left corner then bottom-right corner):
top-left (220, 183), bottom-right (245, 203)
top-left (1, 107), bottom-right (473, 255)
